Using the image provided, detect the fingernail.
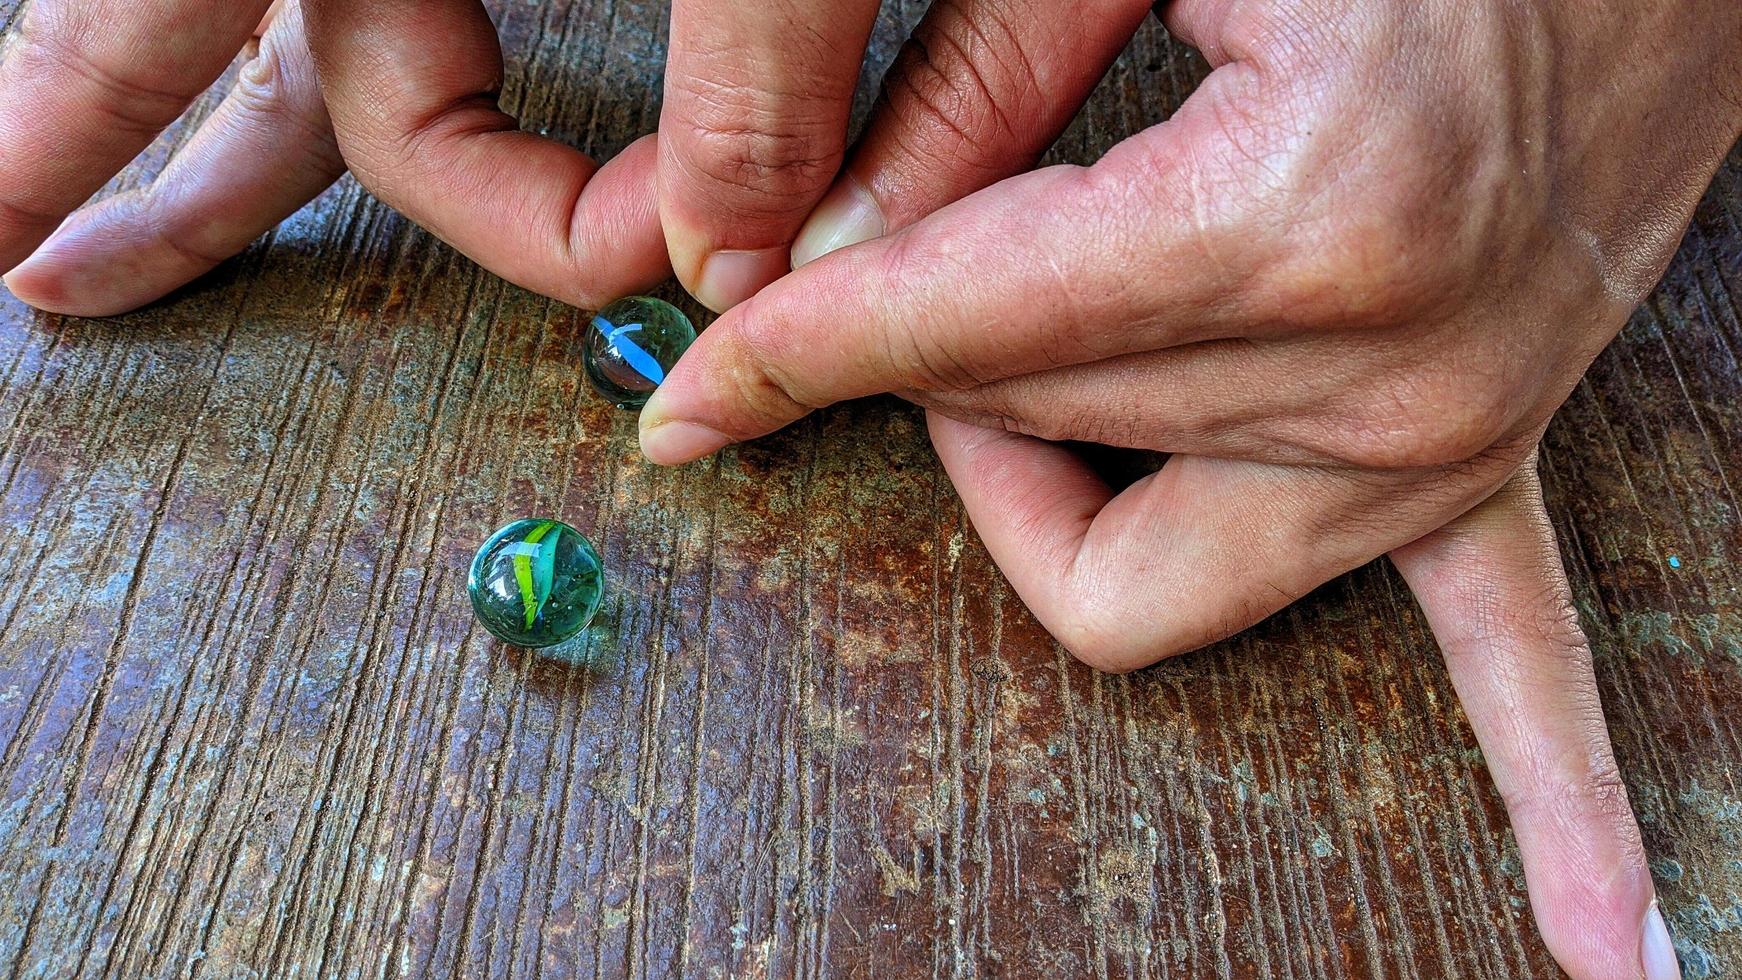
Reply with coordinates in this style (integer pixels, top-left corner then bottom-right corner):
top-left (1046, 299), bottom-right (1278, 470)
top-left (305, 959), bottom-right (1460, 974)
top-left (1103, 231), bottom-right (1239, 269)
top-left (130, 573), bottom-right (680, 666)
top-left (791, 175), bottom-right (884, 269)
top-left (1642, 902), bottom-right (1681, 980)
top-left (639, 413), bottom-right (732, 466)
top-left (694, 247), bottom-right (786, 314)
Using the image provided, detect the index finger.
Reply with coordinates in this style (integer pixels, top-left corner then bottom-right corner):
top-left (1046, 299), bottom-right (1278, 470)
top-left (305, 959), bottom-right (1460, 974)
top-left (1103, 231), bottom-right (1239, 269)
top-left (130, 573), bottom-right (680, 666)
top-left (303, 0), bottom-right (669, 308)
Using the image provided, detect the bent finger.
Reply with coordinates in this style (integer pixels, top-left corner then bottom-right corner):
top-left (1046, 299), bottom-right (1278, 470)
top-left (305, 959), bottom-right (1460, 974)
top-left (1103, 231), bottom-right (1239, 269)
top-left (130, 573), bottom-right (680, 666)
top-left (1391, 464), bottom-right (1675, 980)
top-left (659, 0), bottom-right (878, 311)
top-left (5, 0), bottom-right (342, 316)
top-left (927, 413), bottom-right (1520, 672)
top-left (637, 61), bottom-right (1300, 464)
top-left (304, 0), bottom-right (668, 308)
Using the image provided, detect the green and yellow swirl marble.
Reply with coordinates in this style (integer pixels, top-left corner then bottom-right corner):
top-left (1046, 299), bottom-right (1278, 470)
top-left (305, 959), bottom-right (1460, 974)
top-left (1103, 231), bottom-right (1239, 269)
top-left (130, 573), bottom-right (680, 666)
top-left (468, 518), bottom-right (604, 648)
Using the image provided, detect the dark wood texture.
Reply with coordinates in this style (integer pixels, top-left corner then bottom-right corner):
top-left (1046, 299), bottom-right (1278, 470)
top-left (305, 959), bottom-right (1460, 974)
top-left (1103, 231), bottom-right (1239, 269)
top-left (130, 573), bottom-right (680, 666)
top-left (1, 2), bottom-right (1739, 977)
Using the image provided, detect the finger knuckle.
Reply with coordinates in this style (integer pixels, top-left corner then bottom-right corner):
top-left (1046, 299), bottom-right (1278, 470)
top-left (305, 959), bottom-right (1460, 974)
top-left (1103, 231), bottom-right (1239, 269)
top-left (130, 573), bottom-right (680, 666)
top-left (1055, 631), bottom-right (1146, 675)
top-left (731, 293), bottom-right (833, 423)
top-left (1334, 374), bottom-right (1515, 469)
top-left (1204, 0), bottom-right (1317, 65)
top-left (1046, 581), bottom-right (1228, 674)
top-left (229, 53), bottom-right (281, 117)
top-left (234, 31), bottom-right (297, 106)
top-left (1446, 585), bottom-right (1593, 670)
top-left (1221, 86), bottom-right (1503, 330)
top-left (1271, 191), bottom-right (1474, 329)
top-left (979, 400), bottom-right (1134, 448)
top-left (868, 236), bottom-right (993, 392)
top-left (1006, 411), bottom-right (1099, 446)
top-left (881, 6), bottom-right (1040, 166)
top-left (231, 41), bottom-right (333, 143)
top-left (903, 331), bottom-right (989, 393)
top-left (1051, 614), bottom-right (1198, 675)
top-left (668, 78), bottom-right (843, 206)
top-left (897, 332), bottom-right (985, 394)
top-left (1501, 758), bottom-right (1636, 849)
top-left (1046, 599), bottom-right (1153, 674)
top-left (681, 123), bottom-right (840, 199)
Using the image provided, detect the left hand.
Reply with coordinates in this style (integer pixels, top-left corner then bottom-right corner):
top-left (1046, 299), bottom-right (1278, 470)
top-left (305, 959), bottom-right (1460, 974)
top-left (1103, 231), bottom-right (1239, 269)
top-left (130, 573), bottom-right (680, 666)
top-left (300, 0), bottom-right (671, 311)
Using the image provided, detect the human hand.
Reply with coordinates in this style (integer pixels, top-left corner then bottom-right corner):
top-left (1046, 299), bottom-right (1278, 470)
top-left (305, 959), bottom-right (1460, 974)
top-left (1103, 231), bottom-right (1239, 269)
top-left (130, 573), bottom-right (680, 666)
top-left (0, 0), bottom-right (347, 315)
top-left (639, 0), bottom-right (1740, 662)
top-left (635, 0), bottom-right (1740, 975)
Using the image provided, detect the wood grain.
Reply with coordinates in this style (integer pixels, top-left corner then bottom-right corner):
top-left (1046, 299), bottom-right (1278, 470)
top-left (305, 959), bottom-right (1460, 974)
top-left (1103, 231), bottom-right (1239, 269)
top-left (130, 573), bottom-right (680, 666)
top-left (1, 1), bottom-right (1739, 977)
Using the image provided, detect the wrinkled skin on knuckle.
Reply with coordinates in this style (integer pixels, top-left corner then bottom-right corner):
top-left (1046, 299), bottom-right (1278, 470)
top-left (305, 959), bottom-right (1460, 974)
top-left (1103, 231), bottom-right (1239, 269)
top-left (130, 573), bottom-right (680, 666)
top-left (1112, 64), bottom-right (1300, 290)
top-left (1053, 609), bottom-right (1227, 674)
top-left (232, 27), bottom-right (338, 164)
top-left (868, 232), bottom-right (1004, 392)
top-left (919, 380), bottom-right (1185, 451)
top-left (1010, 409), bottom-right (1120, 447)
top-left (1041, 592), bottom-right (1162, 675)
top-left (1246, 106), bottom-right (1519, 331)
top-left (1500, 756), bottom-right (1641, 876)
top-left (899, 321), bottom-right (989, 394)
top-left (666, 75), bottom-right (845, 209)
top-left (879, 0), bottom-right (1046, 170)
top-left (677, 123), bottom-right (842, 205)
top-left (955, 398), bottom-right (1117, 446)
top-left (1462, 582), bottom-right (1594, 675)
top-left (1046, 564), bottom-right (1236, 673)
top-left (230, 44), bottom-right (285, 118)
top-left (726, 290), bottom-right (845, 427)
top-left (307, 8), bottom-right (511, 192)
top-left (1331, 368), bottom-right (1521, 470)
top-left (1053, 629), bottom-right (1150, 675)
top-left (358, 93), bottom-right (511, 201)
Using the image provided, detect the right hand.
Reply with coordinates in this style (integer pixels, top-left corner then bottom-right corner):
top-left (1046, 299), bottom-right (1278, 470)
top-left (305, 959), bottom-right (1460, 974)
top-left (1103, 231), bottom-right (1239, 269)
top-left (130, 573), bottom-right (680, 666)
top-left (626, 3), bottom-right (1734, 979)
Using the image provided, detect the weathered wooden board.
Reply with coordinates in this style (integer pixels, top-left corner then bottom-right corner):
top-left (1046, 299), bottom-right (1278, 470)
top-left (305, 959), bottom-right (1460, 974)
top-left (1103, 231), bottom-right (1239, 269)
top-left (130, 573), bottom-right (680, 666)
top-left (0, 1), bottom-right (1738, 976)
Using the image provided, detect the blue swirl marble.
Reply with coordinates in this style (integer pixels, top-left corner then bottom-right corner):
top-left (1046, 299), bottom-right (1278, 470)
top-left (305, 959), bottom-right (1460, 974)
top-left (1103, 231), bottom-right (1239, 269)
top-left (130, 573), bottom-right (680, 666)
top-left (583, 297), bottom-right (697, 409)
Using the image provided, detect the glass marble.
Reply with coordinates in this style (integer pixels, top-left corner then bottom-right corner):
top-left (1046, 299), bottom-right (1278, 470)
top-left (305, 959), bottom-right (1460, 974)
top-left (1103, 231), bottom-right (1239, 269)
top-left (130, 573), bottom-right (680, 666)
top-left (468, 518), bottom-right (604, 648)
top-left (583, 296), bottom-right (697, 408)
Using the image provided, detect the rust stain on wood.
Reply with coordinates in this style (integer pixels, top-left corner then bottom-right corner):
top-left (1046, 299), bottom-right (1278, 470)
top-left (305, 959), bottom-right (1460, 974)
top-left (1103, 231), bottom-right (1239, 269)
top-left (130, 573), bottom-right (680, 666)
top-left (1, 1), bottom-right (1739, 977)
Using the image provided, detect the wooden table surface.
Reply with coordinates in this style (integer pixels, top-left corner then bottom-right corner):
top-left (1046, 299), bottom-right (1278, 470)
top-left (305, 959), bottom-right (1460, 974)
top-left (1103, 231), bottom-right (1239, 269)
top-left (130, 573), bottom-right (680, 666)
top-left (2, 2), bottom-right (1739, 977)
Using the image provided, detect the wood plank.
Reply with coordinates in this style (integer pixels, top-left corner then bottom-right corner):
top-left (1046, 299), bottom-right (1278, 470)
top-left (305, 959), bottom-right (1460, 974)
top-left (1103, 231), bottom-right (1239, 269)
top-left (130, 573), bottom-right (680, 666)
top-left (1, 1), bottom-right (1738, 976)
